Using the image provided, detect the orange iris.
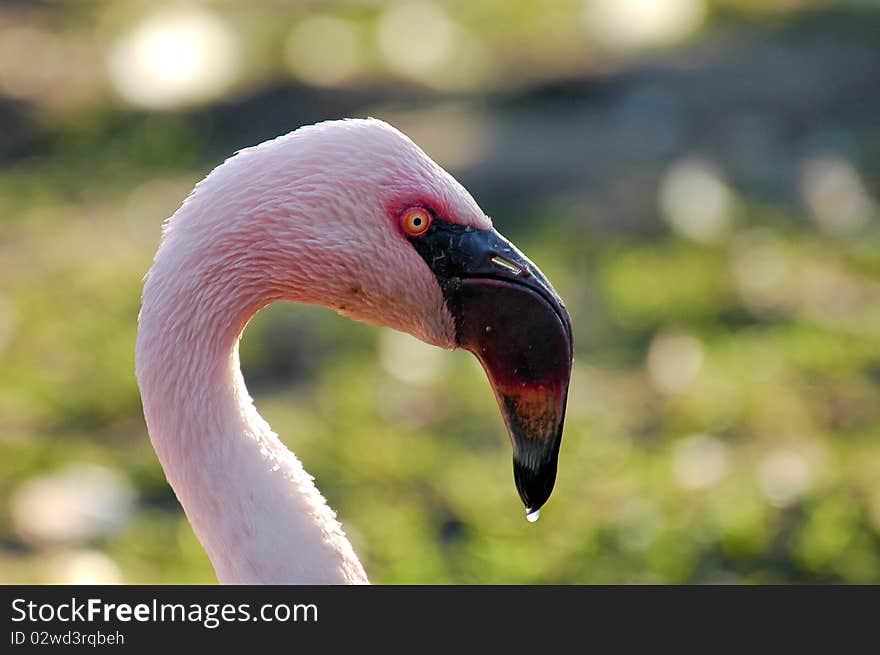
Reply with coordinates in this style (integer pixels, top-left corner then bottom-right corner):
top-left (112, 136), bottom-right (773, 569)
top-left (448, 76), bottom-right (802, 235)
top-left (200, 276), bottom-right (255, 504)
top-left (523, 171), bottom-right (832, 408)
top-left (401, 207), bottom-right (432, 236)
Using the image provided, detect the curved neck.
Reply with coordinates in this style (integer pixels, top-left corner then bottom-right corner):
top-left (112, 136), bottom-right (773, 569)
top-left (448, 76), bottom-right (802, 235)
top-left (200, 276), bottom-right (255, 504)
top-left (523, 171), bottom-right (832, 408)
top-left (136, 240), bottom-right (368, 584)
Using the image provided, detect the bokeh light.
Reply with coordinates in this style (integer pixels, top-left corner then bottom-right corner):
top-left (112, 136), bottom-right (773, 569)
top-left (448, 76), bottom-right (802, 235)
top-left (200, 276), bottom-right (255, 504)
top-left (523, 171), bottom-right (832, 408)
top-left (379, 330), bottom-right (449, 384)
top-left (659, 157), bottom-right (737, 243)
top-left (107, 7), bottom-right (239, 109)
top-left (583, 0), bottom-right (707, 53)
top-left (11, 464), bottom-right (134, 546)
top-left (729, 229), bottom-right (793, 316)
top-left (756, 448), bottom-right (814, 508)
top-left (378, 2), bottom-right (455, 79)
top-left (672, 434), bottom-right (730, 490)
top-left (376, 1), bottom-right (488, 89)
top-left (47, 550), bottom-right (124, 585)
top-left (0, 26), bottom-right (67, 101)
top-left (646, 331), bottom-right (705, 394)
top-left (799, 154), bottom-right (878, 237)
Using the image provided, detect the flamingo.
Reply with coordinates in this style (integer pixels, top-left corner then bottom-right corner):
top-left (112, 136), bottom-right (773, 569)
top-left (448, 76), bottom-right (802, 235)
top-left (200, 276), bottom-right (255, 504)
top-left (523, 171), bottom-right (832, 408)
top-left (135, 119), bottom-right (572, 584)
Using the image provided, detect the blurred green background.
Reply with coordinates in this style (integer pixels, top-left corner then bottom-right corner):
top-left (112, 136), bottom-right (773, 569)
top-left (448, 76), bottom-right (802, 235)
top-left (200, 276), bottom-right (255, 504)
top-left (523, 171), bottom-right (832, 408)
top-left (1, 0), bottom-right (879, 584)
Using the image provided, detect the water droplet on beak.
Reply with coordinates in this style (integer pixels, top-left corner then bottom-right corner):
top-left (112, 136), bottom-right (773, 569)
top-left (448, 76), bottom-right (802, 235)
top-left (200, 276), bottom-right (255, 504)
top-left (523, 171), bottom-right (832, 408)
top-left (526, 508), bottom-right (541, 523)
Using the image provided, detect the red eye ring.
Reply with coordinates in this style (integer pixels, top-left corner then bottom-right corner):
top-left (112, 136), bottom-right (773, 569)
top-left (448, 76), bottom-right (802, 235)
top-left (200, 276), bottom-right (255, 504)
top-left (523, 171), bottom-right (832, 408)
top-left (401, 207), bottom-right (432, 237)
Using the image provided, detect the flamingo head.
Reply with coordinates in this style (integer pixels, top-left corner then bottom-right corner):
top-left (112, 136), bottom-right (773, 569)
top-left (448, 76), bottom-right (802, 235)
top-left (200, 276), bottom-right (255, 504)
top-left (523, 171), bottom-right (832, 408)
top-left (211, 119), bottom-right (573, 516)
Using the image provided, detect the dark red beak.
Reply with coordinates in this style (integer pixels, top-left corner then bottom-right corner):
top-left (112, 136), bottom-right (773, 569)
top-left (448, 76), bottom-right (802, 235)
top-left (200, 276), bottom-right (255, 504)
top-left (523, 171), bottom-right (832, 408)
top-left (409, 220), bottom-right (573, 516)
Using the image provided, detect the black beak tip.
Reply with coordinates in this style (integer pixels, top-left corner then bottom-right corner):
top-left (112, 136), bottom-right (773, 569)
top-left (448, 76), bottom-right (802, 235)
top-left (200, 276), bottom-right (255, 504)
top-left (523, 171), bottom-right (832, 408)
top-left (513, 453), bottom-right (559, 515)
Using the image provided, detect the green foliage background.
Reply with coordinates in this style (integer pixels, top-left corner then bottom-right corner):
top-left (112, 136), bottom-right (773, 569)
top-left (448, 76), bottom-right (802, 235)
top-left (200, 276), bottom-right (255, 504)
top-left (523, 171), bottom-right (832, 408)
top-left (1, 0), bottom-right (878, 583)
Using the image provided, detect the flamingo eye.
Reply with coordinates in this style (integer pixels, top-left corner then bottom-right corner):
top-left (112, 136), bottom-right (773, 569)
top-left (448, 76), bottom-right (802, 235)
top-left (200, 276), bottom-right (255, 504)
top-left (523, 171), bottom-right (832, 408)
top-left (401, 207), bottom-right (432, 237)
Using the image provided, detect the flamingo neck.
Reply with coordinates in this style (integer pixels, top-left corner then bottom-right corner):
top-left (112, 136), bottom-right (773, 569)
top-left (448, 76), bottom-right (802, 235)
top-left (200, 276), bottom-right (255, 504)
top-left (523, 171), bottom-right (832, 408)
top-left (136, 246), bottom-right (369, 584)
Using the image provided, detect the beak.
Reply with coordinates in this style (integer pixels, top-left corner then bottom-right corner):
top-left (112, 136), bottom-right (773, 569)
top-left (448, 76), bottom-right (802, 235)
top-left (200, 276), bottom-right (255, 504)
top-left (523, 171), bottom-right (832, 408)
top-left (409, 222), bottom-right (573, 516)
